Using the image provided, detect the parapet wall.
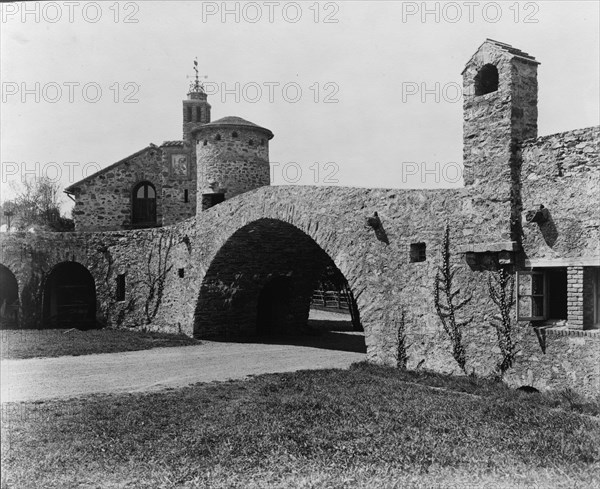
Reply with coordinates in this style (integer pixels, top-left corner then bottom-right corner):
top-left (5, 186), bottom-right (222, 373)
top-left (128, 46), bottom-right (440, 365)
top-left (521, 126), bottom-right (600, 261)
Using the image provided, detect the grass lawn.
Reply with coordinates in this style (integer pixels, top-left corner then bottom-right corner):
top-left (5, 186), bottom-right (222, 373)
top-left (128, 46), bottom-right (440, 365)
top-left (2, 363), bottom-right (599, 488)
top-left (0, 328), bottom-right (200, 360)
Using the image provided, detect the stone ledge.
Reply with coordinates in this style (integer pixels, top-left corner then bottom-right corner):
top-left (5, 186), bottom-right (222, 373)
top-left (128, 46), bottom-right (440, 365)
top-left (457, 241), bottom-right (519, 253)
top-left (535, 326), bottom-right (600, 338)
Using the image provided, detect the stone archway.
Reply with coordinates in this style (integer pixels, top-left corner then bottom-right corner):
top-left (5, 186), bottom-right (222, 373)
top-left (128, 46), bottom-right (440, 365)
top-left (42, 262), bottom-right (97, 329)
top-left (0, 264), bottom-right (19, 328)
top-left (194, 218), bottom-right (362, 343)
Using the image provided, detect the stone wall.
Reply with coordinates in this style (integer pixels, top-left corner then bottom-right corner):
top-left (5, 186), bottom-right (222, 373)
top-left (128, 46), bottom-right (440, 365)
top-left (505, 328), bottom-right (600, 397)
top-left (1, 182), bottom-right (598, 395)
top-left (520, 127), bottom-right (600, 261)
top-left (67, 144), bottom-right (197, 231)
top-left (462, 41), bottom-right (539, 244)
top-left (159, 142), bottom-right (197, 226)
top-left (195, 126), bottom-right (270, 202)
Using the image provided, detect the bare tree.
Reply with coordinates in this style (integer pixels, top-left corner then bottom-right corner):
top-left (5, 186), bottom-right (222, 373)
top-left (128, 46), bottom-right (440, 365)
top-left (2, 177), bottom-right (73, 232)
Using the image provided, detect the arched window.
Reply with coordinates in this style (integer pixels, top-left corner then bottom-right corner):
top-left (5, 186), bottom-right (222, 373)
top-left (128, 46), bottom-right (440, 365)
top-left (215, 134), bottom-right (221, 141)
top-left (474, 64), bottom-right (499, 96)
top-left (132, 181), bottom-right (157, 226)
top-left (232, 131), bottom-right (238, 138)
top-left (248, 139), bottom-right (254, 146)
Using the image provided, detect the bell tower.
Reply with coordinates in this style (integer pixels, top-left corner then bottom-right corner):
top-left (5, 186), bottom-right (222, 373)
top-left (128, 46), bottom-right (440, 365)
top-left (183, 61), bottom-right (211, 143)
top-left (462, 39), bottom-right (539, 241)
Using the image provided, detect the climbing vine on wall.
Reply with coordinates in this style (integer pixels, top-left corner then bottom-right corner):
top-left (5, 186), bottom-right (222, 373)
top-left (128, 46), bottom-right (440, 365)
top-left (142, 230), bottom-right (174, 324)
top-left (487, 268), bottom-right (517, 378)
top-left (396, 308), bottom-right (408, 369)
top-left (433, 226), bottom-right (472, 374)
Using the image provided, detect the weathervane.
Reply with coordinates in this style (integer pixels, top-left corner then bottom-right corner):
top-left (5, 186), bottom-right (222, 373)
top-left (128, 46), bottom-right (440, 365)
top-left (188, 57), bottom-right (208, 93)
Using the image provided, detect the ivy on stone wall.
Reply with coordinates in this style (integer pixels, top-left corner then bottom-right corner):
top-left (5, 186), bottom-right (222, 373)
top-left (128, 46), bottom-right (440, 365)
top-left (433, 226), bottom-right (472, 374)
top-left (143, 230), bottom-right (174, 325)
top-left (396, 308), bottom-right (408, 370)
top-left (487, 268), bottom-right (517, 378)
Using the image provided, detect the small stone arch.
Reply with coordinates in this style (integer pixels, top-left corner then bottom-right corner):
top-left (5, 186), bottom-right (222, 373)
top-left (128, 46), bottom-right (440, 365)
top-left (42, 261), bottom-right (97, 329)
top-left (194, 218), bottom-right (363, 341)
top-left (474, 63), bottom-right (499, 95)
top-left (0, 264), bottom-right (19, 329)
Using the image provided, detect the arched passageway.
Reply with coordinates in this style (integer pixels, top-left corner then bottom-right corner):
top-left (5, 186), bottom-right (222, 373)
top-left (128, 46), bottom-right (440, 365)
top-left (195, 218), bottom-right (364, 351)
top-left (0, 264), bottom-right (19, 328)
top-left (42, 262), bottom-right (97, 329)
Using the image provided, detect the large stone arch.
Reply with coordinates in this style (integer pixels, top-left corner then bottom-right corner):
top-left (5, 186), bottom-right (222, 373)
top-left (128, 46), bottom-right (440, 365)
top-left (194, 218), bottom-right (363, 341)
top-left (0, 264), bottom-right (19, 328)
top-left (42, 261), bottom-right (97, 329)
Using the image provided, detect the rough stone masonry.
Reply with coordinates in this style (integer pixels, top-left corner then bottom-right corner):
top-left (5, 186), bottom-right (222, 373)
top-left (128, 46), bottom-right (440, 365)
top-left (1, 40), bottom-right (598, 396)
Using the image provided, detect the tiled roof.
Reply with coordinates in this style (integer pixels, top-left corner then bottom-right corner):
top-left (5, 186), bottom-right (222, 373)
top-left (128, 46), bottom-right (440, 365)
top-left (161, 140), bottom-right (184, 147)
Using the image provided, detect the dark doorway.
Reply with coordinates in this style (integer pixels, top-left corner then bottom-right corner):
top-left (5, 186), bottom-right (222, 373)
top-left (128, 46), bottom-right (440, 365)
top-left (0, 264), bottom-right (19, 328)
top-left (132, 181), bottom-right (157, 227)
top-left (42, 262), bottom-right (97, 329)
top-left (256, 276), bottom-right (292, 336)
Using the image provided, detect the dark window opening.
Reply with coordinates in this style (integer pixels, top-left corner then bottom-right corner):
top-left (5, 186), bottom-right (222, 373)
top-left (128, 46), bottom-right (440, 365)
top-left (186, 106), bottom-right (193, 122)
top-left (248, 139), bottom-right (254, 146)
top-left (203, 140), bottom-right (208, 146)
top-left (474, 64), bottom-right (499, 96)
top-left (201, 192), bottom-right (225, 211)
top-left (410, 243), bottom-right (426, 263)
top-left (215, 134), bottom-right (221, 141)
top-left (184, 189), bottom-right (189, 203)
top-left (517, 268), bottom-right (567, 321)
top-left (178, 268), bottom-right (185, 278)
top-left (261, 139), bottom-right (265, 146)
top-left (132, 181), bottom-right (157, 226)
top-left (196, 106), bottom-right (202, 121)
top-left (116, 274), bottom-right (126, 301)
top-left (232, 131), bottom-right (238, 138)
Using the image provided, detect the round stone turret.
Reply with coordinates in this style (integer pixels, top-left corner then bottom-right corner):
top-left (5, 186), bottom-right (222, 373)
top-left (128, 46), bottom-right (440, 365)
top-left (193, 116), bottom-right (274, 212)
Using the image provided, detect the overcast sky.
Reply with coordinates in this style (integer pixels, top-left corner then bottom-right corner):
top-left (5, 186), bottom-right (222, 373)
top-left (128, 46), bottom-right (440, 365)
top-left (1, 1), bottom-right (598, 213)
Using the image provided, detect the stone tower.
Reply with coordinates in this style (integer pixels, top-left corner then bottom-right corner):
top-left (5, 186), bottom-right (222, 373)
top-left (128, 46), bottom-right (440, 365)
top-left (183, 78), bottom-right (211, 143)
top-left (462, 39), bottom-right (539, 241)
top-left (192, 117), bottom-right (274, 213)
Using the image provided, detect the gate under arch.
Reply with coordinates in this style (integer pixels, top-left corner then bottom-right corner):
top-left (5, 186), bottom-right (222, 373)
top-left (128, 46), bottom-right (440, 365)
top-left (42, 262), bottom-right (97, 329)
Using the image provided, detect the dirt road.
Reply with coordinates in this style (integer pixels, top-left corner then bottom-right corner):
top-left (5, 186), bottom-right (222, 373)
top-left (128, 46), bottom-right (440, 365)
top-left (1, 336), bottom-right (365, 403)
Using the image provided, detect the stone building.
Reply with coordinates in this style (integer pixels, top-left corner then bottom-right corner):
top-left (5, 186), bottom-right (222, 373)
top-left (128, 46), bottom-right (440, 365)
top-left (64, 77), bottom-right (274, 231)
top-left (1, 40), bottom-right (598, 396)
